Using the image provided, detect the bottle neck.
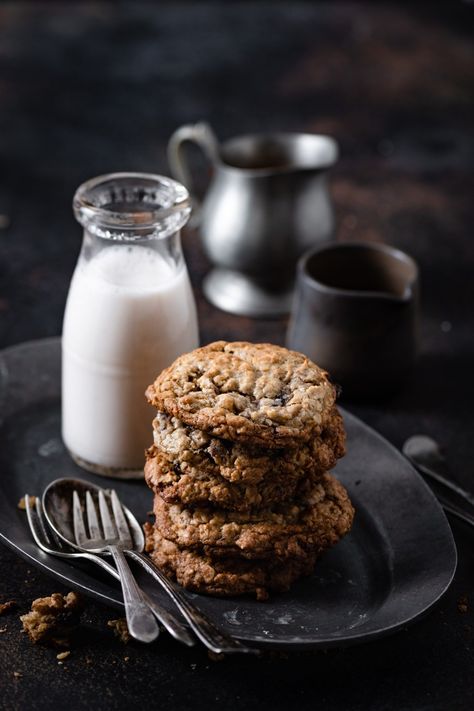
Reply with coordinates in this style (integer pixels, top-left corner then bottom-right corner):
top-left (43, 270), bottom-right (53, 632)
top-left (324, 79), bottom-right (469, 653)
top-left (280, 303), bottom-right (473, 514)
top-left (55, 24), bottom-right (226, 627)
top-left (73, 172), bottom-right (190, 274)
top-left (79, 227), bottom-right (185, 274)
top-left (73, 172), bottom-right (191, 240)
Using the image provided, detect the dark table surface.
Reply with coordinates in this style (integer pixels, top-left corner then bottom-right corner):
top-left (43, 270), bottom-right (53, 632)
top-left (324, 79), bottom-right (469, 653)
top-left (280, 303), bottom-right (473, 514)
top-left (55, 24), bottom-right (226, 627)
top-left (0, 2), bottom-right (473, 710)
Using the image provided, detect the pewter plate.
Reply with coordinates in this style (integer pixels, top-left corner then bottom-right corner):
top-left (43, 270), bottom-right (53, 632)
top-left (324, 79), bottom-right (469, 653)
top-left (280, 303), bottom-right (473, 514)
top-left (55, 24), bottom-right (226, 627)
top-left (0, 338), bottom-right (457, 650)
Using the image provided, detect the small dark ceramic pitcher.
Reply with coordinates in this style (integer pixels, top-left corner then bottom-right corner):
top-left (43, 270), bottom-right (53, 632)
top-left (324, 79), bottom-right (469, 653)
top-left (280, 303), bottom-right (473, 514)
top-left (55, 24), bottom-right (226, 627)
top-left (286, 242), bottom-right (419, 398)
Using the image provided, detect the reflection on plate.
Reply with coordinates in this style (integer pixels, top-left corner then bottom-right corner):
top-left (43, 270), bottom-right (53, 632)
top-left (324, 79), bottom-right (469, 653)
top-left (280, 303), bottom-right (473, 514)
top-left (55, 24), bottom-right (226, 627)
top-left (0, 339), bottom-right (457, 649)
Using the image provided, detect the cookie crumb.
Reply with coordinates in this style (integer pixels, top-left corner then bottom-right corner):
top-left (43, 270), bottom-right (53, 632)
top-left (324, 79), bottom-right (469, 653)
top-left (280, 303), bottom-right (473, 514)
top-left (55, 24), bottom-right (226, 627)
top-left (143, 522), bottom-right (154, 553)
top-left (20, 592), bottom-right (84, 647)
top-left (0, 600), bottom-right (16, 616)
top-left (56, 651), bottom-right (70, 661)
top-left (17, 496), bottom-right (36, 510)
top-left (124, 656), bottom-right (130, 662)
top-left (457, 595), bottom-right (469, 614)
top-left (13, 671), bottom-right (22, 679)
top-left (207, 650), bottom-right (225, 662)
top-left (107, 618), bottom-right (130, 644)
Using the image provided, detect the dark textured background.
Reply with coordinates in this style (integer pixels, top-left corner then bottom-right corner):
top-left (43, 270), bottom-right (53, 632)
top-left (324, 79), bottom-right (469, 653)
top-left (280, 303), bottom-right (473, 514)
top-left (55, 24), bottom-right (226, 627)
top-left (0, 3), bottom-right (473, 710)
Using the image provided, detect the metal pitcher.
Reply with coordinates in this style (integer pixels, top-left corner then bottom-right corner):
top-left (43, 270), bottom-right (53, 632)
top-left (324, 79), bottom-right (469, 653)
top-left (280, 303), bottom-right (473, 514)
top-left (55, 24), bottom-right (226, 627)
top-left (168, 122), bottom-right (338, 317)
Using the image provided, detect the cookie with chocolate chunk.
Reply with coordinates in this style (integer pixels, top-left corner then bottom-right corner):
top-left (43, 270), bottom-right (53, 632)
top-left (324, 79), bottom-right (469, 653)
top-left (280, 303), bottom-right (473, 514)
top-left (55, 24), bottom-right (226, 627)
top-left (144, 524), bottom-right (319, 600)
top-left (145, 448), bottom-right (324, 512)
top-left (152, 473), bottom-right (354, 561)
top-left (151, 409), bottom-right (345, 487)
top-left (146, 341), bottom-right (336, 448)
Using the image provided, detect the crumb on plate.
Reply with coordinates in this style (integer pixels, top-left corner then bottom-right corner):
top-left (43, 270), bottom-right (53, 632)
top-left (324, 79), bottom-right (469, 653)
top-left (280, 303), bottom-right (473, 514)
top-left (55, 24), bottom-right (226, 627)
top-left (17, 496), bottom-right (36, 510)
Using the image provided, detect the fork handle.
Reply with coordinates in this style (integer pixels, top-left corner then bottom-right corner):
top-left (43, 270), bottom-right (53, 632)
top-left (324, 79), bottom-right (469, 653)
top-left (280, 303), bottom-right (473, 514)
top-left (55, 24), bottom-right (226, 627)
top-left (108, 546), bottom-right (159, 644)
top-left (128, 551), bottom-right (259, 655)
top-left (77, 552), bottom-right (194, 647)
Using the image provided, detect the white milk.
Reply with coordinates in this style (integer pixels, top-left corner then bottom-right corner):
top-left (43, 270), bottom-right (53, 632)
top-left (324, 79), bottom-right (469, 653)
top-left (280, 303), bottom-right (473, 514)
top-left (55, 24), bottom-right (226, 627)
top-left (62, 244), bottom-right (198, 472)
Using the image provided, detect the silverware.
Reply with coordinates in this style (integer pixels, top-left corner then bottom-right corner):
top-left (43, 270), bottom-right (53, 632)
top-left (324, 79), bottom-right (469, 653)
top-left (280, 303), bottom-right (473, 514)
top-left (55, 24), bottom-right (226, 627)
top-left (72, 487), bottom-right (159, 643)
top-left (43, 478), bottom-right (259, 655)
top-left (403, 435), bottom-right (474, 528)
top-left (24, 494), bottom-right (194, 647)
top-left (403, 435), bottom-right (474, 507)
top-left (433, 495), bottom-right (474, 528)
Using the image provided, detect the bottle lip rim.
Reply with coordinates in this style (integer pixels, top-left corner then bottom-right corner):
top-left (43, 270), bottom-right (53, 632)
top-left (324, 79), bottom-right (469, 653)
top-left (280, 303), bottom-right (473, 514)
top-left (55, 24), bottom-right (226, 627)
top-left (73, 172), bottom-right (191, 240)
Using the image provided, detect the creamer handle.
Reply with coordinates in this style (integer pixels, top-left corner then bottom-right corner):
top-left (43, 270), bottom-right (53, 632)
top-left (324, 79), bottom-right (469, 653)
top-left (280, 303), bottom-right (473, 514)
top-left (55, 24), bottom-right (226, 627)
top-left (167, 122), bottom-right (219, 219)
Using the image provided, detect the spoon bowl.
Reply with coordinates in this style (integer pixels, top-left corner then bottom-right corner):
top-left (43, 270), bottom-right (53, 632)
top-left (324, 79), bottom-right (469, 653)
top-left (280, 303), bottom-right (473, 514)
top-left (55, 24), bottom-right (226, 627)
top-left (42, 477), bottom-right (145, 552)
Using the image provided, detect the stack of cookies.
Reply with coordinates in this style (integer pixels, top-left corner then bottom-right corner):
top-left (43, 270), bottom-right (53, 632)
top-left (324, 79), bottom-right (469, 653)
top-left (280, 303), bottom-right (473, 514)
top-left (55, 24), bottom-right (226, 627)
top-left (144, 341), bottom-right (354, 600)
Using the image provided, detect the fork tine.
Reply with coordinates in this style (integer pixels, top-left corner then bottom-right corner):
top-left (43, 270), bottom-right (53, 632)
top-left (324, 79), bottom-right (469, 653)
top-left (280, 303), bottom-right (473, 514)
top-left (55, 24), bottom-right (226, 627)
top-left (72, 490), bottom-right (88, 545)
top-left (98, 490), bottom-right (117, 540)
top-left (25, 495), bottom-right (46, 549)
top-left (110, 490), bottom-right (132, 545)
top-left (34, 498), bottom-right (54, 547)
top-left (85, 491), bottom-right (102, 541)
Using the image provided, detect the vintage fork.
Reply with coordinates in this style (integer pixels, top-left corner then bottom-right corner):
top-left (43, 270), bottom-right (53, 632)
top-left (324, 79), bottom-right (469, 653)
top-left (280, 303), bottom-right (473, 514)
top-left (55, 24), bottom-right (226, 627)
top-left (72, 488), bottom-right (160, 643)
top-left (74, 487), bottom-right (258, 655)
top-left (24, 495), bottom-right (194, 646)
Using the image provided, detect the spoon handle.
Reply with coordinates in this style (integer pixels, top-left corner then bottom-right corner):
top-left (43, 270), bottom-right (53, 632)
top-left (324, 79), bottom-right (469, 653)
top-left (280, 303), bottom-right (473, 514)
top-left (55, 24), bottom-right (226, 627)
top-left (108, 545), bottom-right (159, 644)
top-left (127, 550), bottom-right (259, 655)
top-left (403, 436), bottom-right (474, 508)
top-left (415, 462), bottom-right (474, 508)
top-left (437, 496), bottom-right (474, 529)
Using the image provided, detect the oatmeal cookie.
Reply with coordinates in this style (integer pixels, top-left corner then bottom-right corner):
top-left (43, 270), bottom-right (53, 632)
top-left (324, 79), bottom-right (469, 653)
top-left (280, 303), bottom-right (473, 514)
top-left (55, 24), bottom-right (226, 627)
top-left (152, 473), bottom-right (354, 561)
top-left (144, 524), bottom-right (318, 600)
top-left (146, 341), bottom-right (336, 447)
top-left (151, 409), bottom-right (345, 486)
top-left (145, 448), bottom-right (324, 511)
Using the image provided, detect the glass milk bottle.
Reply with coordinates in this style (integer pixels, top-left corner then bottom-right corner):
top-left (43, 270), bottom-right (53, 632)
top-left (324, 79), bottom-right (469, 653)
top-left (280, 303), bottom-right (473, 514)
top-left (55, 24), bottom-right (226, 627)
top-left (62, 172), bottom-right (199, 478)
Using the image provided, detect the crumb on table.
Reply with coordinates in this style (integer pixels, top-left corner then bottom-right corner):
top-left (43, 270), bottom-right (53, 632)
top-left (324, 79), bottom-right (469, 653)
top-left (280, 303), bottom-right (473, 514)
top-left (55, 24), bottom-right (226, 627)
top-left (0, 600), bottom-right (17, 616)
top-left (457, 595), bottom-right (469, 614)
top-left (107, 618), bottom-right (130, 644)
top-left (20, 592), bottom-right (84, 647)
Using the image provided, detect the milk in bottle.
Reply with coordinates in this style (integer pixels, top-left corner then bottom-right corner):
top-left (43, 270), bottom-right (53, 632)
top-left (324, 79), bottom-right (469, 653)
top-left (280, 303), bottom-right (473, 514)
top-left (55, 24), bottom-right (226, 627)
top-left (62, 173), bottom-right (198, 477)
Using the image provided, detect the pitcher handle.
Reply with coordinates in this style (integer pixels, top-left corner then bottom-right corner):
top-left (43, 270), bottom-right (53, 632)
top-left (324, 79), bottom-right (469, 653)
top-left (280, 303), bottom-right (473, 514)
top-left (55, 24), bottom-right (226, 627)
top-left (167, 122), bottom-right (219, 219)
